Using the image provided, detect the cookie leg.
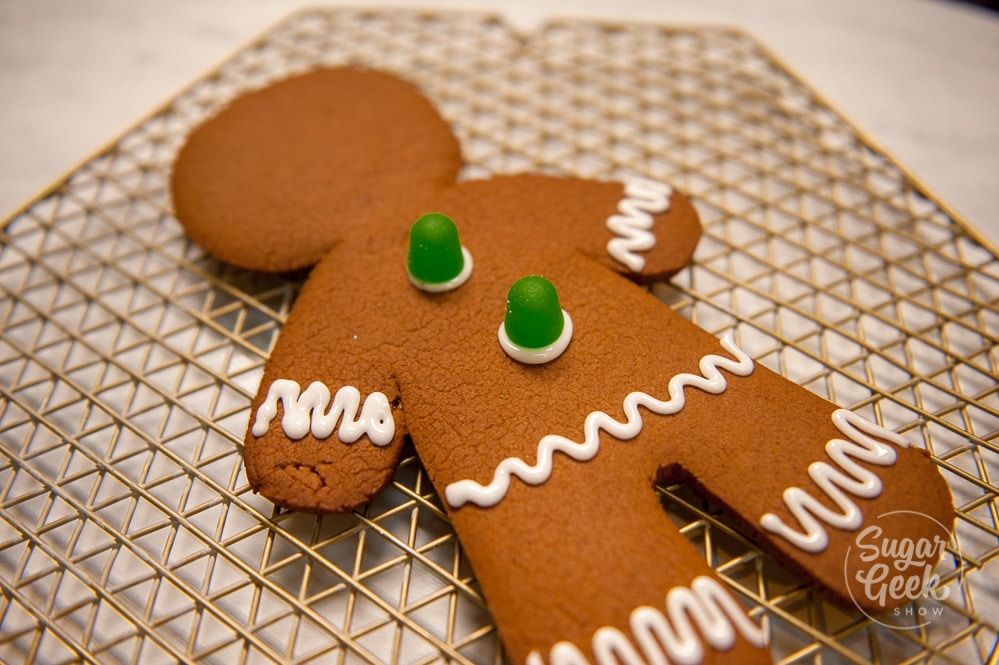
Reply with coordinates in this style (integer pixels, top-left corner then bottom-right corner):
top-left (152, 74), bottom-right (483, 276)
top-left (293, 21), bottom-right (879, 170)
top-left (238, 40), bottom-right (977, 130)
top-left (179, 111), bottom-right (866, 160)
top-left (667, 359), bottom-right (954, 614)
top-left (449, 448), bottom-right (772, 665)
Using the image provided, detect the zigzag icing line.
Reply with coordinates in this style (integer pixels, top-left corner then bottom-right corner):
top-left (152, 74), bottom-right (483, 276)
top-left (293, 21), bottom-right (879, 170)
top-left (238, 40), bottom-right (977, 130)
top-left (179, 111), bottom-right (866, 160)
top-left (444, 335), bottom-right (754, 509)
top-left (759, 409), bottom-right (909, 552)
top-left (526, 575), bottom-right (767, 665)
top-left (606, 176), bottom-right (672, 272)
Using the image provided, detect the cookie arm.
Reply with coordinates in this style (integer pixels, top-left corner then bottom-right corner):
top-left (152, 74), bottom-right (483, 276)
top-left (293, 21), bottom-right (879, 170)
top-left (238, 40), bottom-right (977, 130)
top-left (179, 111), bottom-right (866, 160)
top-left (453, 175), bottom-right (701, 284)
top-left (243, 250), bottom-right (407, 513)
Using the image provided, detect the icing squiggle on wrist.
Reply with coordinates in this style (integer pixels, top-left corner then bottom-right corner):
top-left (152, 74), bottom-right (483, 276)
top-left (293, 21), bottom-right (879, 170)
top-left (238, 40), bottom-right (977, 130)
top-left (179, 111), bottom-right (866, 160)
top-left (252, 379), bottom-right (395, 445)
top-left (444, 335), bottom-right (754, 509)
top-left (759, 409), bottom-right (909, 553)
top-left (606, 176), bottom-right (672, 272)
top-left (526, 575), bottom-right (767, 665)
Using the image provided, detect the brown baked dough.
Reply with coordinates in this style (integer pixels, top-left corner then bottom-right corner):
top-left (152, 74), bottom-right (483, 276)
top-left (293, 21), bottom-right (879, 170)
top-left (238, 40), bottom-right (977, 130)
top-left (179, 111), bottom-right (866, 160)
top-left (171, 67), bottom-right (461, 272)
top-left (170, 66), bottom-right (954, 665)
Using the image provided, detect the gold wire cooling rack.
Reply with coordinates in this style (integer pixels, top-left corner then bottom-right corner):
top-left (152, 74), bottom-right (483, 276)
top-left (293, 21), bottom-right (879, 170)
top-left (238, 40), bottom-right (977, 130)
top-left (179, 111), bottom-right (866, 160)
top-left (1, 8), bottom-right (997, 665)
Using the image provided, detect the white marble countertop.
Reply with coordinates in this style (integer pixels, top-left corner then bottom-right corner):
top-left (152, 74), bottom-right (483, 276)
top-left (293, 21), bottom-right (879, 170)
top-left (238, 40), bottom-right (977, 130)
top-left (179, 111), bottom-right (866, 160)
top-left (2, 0), bottom-right (997, 248)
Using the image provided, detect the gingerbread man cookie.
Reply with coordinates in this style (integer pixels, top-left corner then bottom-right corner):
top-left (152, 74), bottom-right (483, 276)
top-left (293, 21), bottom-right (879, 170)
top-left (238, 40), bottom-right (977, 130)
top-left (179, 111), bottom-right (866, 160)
top-left (171, 67), bottom-right (954, 665)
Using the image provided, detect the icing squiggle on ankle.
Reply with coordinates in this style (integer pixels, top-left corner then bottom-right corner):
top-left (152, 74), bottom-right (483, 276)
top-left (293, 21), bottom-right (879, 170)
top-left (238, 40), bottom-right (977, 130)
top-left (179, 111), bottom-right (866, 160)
top-left (759, 409), bottom-right (910, 553)
top-left (445, 335), bottom-right (754, 509)
top-left (526, 575), bottom-right (767, 665)
top-left (606, 176), bottom-right (672, 272)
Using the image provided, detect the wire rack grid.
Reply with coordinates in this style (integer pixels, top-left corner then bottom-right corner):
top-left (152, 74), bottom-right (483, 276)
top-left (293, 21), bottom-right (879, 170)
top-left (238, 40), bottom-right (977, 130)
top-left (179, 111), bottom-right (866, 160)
top-left (0, 7), bottom-right (996, 665)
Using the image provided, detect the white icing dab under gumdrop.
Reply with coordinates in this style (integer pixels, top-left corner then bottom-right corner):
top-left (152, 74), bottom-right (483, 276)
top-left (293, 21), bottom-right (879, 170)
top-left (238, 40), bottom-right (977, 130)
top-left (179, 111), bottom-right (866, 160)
top-left (444, 335), bottom-right (754, 509)
top-left (606, 176), bottom-right (672, 272)
top-left (251, 379), bottom-right (395, 445)
top-left (759, 409), bottom-right (910, 553)
top-left (526, 575), bottom-right (767, 665)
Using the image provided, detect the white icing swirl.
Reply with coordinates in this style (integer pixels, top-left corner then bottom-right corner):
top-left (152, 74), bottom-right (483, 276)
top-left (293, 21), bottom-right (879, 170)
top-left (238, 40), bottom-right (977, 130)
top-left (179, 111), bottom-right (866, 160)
top-left (526, 575), bottom-right (767, 665)
top-left (606, 176), bottom-right (672, 272)
top-left (444, 335), bottom-right (754, 509)
top-left (251, 379), bottom-right (395, 445)
top-left (759, 409), bottom-right (910, 552)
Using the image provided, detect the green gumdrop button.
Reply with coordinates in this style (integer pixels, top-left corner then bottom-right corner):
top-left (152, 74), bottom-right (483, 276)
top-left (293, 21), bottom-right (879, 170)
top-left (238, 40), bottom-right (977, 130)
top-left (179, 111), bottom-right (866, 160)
top-left (408, 213), bottom-right (465, 284)
top-left (504, 275), bottom-right (564, 349)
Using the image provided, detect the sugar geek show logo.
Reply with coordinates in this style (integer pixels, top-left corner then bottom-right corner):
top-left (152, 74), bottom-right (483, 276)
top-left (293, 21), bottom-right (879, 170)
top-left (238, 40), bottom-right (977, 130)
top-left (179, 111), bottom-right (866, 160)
top-left (843, 510), bottom-right (959, 629)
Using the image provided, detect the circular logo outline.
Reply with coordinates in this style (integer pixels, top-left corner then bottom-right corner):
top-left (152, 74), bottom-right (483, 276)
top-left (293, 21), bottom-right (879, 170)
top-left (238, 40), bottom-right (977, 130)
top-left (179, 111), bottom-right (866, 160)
top-left (843, 509), bottom-right (961, 630)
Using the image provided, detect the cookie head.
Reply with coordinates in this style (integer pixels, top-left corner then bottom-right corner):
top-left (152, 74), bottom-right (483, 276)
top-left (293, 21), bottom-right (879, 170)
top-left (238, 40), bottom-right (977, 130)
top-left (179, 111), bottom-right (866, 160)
top-left (171, 67), bottom-right (462, 272)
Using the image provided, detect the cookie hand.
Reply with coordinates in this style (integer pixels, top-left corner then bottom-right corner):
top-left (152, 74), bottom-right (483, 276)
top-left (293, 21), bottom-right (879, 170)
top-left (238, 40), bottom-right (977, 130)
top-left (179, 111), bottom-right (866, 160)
top-left (602, 176), bottom-right (702, 282)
